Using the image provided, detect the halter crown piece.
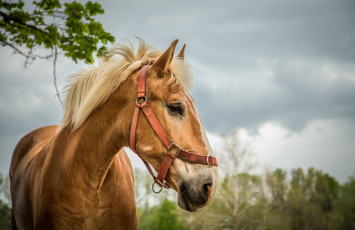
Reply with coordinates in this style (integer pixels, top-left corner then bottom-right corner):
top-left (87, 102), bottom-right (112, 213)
top-left (130, 65), bottom-right (218, 193)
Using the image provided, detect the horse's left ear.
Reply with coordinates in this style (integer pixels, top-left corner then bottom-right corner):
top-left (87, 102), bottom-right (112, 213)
top-left (150, 39), bottom-right (179, 77)
top-left (177, 44), bottom-right (186, 60)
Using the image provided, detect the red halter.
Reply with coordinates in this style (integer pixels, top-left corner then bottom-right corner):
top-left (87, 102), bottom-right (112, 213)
top-left (130, 65), bottom-right (218, 193)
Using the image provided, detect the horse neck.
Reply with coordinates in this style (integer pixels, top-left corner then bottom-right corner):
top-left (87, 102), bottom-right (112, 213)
top-left (56, 78), bottom-right (135, 190)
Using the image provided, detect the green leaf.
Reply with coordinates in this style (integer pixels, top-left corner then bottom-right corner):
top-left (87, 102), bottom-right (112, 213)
top-left (1, 0), bottom-right (114, 65)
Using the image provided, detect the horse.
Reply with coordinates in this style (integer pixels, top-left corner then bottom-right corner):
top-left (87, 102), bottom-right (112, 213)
top-left (10, 38), bottom-right (218, 230)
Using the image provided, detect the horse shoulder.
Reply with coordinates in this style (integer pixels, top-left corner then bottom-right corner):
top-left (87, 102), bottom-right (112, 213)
top-left (94, 149), bottom-right (137, 229)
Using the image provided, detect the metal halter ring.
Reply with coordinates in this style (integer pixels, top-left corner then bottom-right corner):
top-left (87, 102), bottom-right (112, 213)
top-left (152, 180), bottom-right (163, 193)
top-left (136, 96), bottom-right (147, 104)
top-left (207, 154), bottom-right (212, 167)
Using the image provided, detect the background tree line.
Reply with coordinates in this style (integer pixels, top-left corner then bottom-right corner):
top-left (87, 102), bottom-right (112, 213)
top-left (133, 132), bottom-right (355, 230)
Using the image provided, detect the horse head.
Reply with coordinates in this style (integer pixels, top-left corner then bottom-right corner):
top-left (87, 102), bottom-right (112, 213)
top-left (132, 40), bottom-right (218, 212)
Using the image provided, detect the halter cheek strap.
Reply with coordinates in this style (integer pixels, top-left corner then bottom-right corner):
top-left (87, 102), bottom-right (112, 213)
top-left (130, 65), bottom-right (218, 193)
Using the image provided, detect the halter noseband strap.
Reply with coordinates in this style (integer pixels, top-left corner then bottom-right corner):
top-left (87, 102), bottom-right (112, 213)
top-left (130, 65), bottom-right (218, 193)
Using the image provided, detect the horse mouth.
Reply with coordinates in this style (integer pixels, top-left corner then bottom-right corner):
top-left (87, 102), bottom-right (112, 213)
top-left (178, 187), bottom-right (198, 212)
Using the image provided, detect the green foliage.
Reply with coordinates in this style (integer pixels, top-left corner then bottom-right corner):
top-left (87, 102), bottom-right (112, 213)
top-left (287, 168), bottom-right (342, 230)
top-left (138, 199), bottom-right (186, 230)
top-left (0, 0), bottom-right (115, 64)
top-left (0, 199), bottom-right (11, 230)
top-left (179, 173), bottom-right (267, 230)
top-left (338, 174), bottom-right (355, 229)
top-left (0, 173), bottom-right (11, 230)
top-left (266, 169), bottom-right (289, 229)
top-left (150, 168), bottom-right (353, 230)
top-left (0, 173), bottom-right (10, 205)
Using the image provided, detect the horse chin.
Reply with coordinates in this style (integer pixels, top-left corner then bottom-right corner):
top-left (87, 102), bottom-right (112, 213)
top-left (178, 193), bottom-right (198, 212)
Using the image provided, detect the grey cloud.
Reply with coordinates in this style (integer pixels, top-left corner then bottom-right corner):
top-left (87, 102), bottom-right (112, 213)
top-left (0, 54), bottom-right (62, 135)
top-left (192, 58), bottom-right (355, 132)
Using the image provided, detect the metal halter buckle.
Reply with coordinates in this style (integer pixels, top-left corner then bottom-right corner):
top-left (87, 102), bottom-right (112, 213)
top-left (169, 142), bottom-right (181, 157)
top-left (152, 179), bottom-right (163, 193)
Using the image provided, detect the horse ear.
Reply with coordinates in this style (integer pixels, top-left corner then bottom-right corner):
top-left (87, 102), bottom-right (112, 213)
top-left (150, 39), bottom-right (179, 76)
top-left (177, 44), bottom-right (186, 60)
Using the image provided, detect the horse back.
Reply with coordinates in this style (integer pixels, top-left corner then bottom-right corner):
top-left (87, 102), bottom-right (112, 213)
top-left (10, 125), bottom-right (58, 230)
top-left (10, 125), bottom-right (58, 179)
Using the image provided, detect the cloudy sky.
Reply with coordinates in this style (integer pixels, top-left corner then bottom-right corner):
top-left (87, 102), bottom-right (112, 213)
top-left (1, 0), bottom-right (354, 182)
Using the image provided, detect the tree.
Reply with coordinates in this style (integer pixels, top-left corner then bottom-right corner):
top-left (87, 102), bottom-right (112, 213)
top-left (287, 168), bottom-right (342, 230)
top-left (0, 173), bottom-right (10, 205)
top-left (338, 173), bottom-right (355, 230)
top-left (0, 0), bottom-right (115, 104)
top-left (181, 131), bottom-right (268, 230)
top-left (134, 168), bottom-right (175, 210)
top-left (0, 199), bottom-right (11, 230)
top-left (0, 173), bottom-right (11, 230)
top-left (265, 168), bottom-right (289, 229)
top-left (138, 199), bottom-right (186, 230)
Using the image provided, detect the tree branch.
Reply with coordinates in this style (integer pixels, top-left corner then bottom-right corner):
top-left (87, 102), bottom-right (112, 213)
top-left (53, 46), bottom-right (63, 106)
top-left (1, 40), bottom-right (53, 60)
top-left (0, 10), bottom-right (49, 35)
top-left (24, 37), bottom-right (37, 67)
top-left (1, 40), bottom-right (35, 60)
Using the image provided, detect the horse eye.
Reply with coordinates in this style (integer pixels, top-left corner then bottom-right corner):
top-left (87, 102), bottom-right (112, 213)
top-left (167, 103), bottom-right (184, 116)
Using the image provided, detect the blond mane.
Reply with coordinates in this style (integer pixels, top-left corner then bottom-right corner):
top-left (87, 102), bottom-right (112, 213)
top-left (61, 38), bottom-right (193, 130)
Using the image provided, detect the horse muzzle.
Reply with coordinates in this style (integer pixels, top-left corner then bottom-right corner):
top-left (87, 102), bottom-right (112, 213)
top-left (177, 174), bottom-right (216, 212)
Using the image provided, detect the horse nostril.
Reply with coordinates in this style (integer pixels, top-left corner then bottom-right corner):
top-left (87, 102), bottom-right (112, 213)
top-left (203, 182), bottom-right (212, 196)
top-left (180, 182), bottom-right (187, 194)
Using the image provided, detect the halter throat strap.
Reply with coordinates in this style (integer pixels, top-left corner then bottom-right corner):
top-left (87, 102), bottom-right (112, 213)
top-left (130, 65), bottom-right (218, 193)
